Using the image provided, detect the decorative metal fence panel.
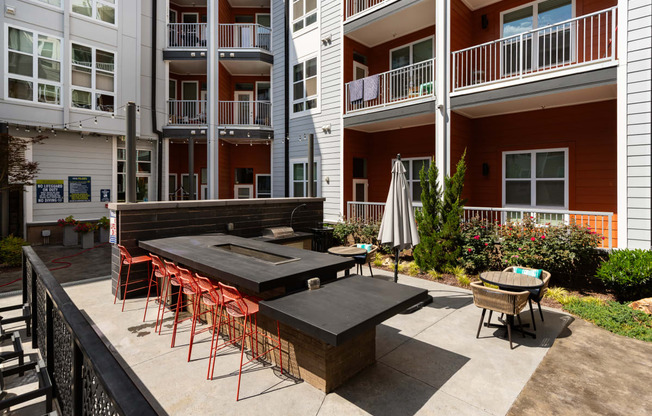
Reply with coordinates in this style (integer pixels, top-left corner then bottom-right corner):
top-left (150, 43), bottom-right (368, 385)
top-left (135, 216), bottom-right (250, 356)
top-left (23, 247), bottom-right (159, 416)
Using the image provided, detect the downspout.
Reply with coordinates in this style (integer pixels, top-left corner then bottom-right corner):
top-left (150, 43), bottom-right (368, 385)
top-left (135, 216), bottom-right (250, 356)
top-left (152, 0), bottom-right (164, 200)
top-left (284, 0), bottom-right (290, 196)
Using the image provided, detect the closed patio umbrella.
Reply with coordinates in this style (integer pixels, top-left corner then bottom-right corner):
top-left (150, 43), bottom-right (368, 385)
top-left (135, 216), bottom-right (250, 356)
top-left (378, 155), bottom-right (420, 283)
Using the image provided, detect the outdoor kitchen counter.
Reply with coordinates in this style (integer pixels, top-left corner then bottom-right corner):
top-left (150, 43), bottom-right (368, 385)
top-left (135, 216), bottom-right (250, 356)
top-left (139, 234), bottom-right (354, 294)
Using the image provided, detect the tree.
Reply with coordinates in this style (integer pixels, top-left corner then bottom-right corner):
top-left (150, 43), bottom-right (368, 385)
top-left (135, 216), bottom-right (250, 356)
top-left (0, 131), bottom-right (44, 192)
top-left (414, 151), bottom-right (467, 271)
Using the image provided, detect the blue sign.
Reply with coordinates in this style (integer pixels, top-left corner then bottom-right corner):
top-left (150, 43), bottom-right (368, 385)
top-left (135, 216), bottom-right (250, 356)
top-left (68, 176), bottom-right (91, 202)
top-left (100, 189), bottom-right (111, 202)
top-left (36, 180), bottom-right (64, 203)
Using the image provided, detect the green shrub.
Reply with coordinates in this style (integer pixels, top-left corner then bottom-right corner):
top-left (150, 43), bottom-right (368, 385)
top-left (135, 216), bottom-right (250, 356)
top-left (460, 216), bottom-right (603, 280)
top-left (564, 298), bottom-right (652, 342)
top-left (596, 249), bottom-right (652, 301)
top-left (0, 235), bottom-right (29, 267)
top-left (332, 219), bottom-right (380, 246)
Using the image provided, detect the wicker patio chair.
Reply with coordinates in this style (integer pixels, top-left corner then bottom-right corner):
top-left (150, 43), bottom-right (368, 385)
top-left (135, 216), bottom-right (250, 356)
top-left (350, 244), bottom-right (378, 276)
top-left (503, 266), bottom-right (551, 331)
top-left (470, 282), bottom-right (530, 349)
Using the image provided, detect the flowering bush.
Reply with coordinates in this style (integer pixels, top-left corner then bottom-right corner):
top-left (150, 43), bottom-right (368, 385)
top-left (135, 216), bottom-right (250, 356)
top-left (332, 219), bottom-right (380, 246)
top-left (96, 216), bottom-right (110, 230)
top-left (461, 216), bottom-right (602, 278)
top-left (73, 222), bottom-right (94, 234)
top-left (57, 215), bottom-right (77, 227)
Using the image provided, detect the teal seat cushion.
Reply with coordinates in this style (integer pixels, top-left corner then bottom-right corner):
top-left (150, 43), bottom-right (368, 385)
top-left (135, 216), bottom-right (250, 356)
top-left (356, 244), bottom-right (373, 252)
top-left (514, 267), bottom-right (542, 279)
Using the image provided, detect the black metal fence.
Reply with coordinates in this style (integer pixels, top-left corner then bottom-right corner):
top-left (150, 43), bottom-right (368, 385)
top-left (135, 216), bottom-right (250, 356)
top-left (22, 246), bottom-right (159, 416)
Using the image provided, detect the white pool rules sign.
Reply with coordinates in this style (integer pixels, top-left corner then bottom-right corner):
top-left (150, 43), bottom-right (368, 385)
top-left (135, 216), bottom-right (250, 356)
top-left (109, 210), bottom-right (117, 244)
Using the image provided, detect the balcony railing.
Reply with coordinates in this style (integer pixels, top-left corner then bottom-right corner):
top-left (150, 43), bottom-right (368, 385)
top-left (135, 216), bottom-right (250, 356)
top-left (218, 101), bottom-right (272, 127)
top-left (167, 23), bottom-right (207, 49)
top-left (167, 100), bottom-right (207, 126)
top-left (218, 24), bottom-right (271, 51)
top-left (345, 58), bottom-right (435, 114)
top-left (345, 0), bottom-right (393, 20)
top-left (452, 7), bottom-right (617, 92)
top-left (346, 201), bottom-right (614, 249)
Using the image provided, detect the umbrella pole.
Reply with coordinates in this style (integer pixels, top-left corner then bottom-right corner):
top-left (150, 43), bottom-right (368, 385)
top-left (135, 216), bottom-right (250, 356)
top-left (394, 247), bottom-right (399, 283)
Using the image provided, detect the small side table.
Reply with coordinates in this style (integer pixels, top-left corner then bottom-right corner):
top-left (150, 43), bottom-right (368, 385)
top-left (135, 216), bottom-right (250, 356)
top-left (327, 246), bottom-right (367, 276)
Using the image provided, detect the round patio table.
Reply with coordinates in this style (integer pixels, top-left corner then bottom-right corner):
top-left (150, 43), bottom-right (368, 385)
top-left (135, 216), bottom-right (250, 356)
top-left (327, 246), bottom-right (366, 276)
top-left (479, 271), bottom-right (544, 291)
top-left (479, 271), bottom-right (543, 339)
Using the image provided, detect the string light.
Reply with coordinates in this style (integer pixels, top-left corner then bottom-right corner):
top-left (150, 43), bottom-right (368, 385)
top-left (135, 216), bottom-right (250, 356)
top-left (79, 121), bottom-right (82, 128)
top-left (37, 126), bottom-right (42, 133)
top-left (25, 126), bottom-right (30, 132)
top-left (64, 124), bottom-right (68, 131)
top-left (111, 113), bottom-right (115, 119)
top-left (94, 117), bottom-right (98, 124)
top-left (80, 133), bottom-right (84, 140)
top-left (51, 126), bottom-right (55, 134)
top-left (16, 125), bottom-right (20, 131)
top-left (250, 141), bottom-right (253, 146)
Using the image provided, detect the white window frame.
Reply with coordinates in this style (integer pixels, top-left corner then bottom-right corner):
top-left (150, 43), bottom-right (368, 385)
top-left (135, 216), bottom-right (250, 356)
top-left (117, 147), bottom-right (153, 202)
top-left (168, 173), bottom-right (178, 200)
top-left (391, 157), bottom-right (431, 206)
top-left (291, 0), bottom-right (319, 36)
top-left (71, 0), bottom-right (118, 26)
top-left (291, 54), bottom-right (319, 117)
top-left (234, 184), bottom-right (254, 199)
top-left (256, 174), bottom-right (272, 198)
top-left (181, 173), bottom-right (199, 199)
top-left (502, 148), bottom-right (569, 209)
top-left (353, 61), bottom-right (368, 80)
top-left (352, 178), bottom-right (368, 202)
top-left (26, 0), bottom-right (63, 10)
top-left (290, 158), bottom-right (321, 197)
top-left (70, 41), bottom-right (116, 113)
top-left (500, 0), bottom-right (576, 38)
top-left (169, 79), bottom-right (177, 100)
top-left (255, 81), bottom-right (271, 102)
top-left (388, 36), bottom-right (435, 69)
top-left (5, 25), bottom-right (63, 107)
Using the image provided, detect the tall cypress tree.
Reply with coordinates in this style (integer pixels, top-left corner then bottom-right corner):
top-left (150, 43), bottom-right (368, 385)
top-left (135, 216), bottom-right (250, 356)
top-left (414, 151), bottom-right (467, 271)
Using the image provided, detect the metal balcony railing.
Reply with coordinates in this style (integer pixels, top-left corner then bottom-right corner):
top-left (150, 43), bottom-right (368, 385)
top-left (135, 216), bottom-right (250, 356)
top-left (167, 23), bottom-right (207, 49)
top-left (345, 58), bottom-right (435, 114)
top-left (345, 0), bottom-right (393, 20)
top-left (218, 24), bottom-right (271, 51)
top-left (167, 100), bottom-right (208, 125)
top-left (218, 101), bottom-right (272, 127)
top-left (452, 7), bottom-right (617, 92)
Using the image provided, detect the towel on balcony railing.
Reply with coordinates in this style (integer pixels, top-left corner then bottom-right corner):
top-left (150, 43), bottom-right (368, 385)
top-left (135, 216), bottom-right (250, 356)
top-left (363, 75), bottom-right (379, 101)
top-left (349, 79), bottom-right (364, 103)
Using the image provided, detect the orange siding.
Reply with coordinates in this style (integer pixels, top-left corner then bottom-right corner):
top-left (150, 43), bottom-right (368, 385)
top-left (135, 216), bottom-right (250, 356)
top-left (460, 100), bottom-right (617, 243)
top-left (218, 142), bottom-right (271, 199)
top-left (169, 142), bottom-right (208, 198)
top-left (170, 73), bottom-right (207, 100)
top-left (218, 0), bottom-right (270, 24)
top-left (451, 0), bottom-right (474, 52)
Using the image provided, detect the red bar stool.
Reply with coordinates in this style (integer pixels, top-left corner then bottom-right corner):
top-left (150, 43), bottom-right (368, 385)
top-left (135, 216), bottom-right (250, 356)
top-left (191, 274), bottom-right (231, 370)
top-left (157, 260), bottom-right (181, 335)
top-left (145, 254), bottom-right (166, 328)
top-left (171, 267), bottom-right (202, 349)
top-left (212, 282), bottom-right (283, 401)
top-left (114, 244), bottom-right (152, 312)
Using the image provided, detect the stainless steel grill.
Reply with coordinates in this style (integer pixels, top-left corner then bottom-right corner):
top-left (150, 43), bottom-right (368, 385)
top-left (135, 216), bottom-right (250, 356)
top-left (262, 227), bottom-right (295, 239)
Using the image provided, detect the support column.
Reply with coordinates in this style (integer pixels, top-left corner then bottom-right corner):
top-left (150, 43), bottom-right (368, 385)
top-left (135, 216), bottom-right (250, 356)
top-left (126, 102), bottom-right (137, 203)
top-left (207, 0), bottom-right (219, 199)
top-left (308, 134), bottom-right (314, 197)
top-left (188, 138), bottom-right (195, 200)
top-left (435, 0), bottom-right (451, 186)
top-left (0, 122), bottom-right (9, 237)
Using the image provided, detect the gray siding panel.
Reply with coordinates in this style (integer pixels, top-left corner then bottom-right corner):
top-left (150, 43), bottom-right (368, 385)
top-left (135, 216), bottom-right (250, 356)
top-left (626, 0), bottom-right (652, 248)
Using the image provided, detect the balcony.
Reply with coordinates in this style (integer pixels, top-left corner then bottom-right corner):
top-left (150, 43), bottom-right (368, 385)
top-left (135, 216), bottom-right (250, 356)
top-left (167, 23), bottom-right (207, 49)
top-left (167, 100), bottom-right (207, 126)
top-left (452, 7), bottom-right (617, 93)
top-left (345, 0), bottom-right (394, 21)
top-left (218, 24), bottom-right (271, 52)
top-left (218, 101), bottom-right (272, 128)
top-left (344, 59), bottom-right (435, 115)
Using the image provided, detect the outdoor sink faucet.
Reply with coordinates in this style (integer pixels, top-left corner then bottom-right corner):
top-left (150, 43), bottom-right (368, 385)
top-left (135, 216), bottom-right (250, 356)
top-left (290, 203), bottom-right (307, 230)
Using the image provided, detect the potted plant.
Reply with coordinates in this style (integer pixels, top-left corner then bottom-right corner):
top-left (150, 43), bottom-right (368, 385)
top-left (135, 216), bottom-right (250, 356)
top-left (97, 216), bottom-right (110, 243)
top-left (57, 215), bottom-right (78, 246)
top-left (74, 222), bottom-right (95, 249)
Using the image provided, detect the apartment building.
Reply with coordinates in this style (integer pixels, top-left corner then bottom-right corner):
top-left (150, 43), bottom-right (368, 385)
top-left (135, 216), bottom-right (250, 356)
top-left (2, 0), bottom-right (650, 249)
top-left (1, 0), bottom-right (160, 242)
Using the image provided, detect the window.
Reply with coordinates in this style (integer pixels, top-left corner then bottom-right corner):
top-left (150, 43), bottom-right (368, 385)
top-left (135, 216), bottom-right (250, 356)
top-left (256, 174), bottom-right (271, 198)
top-left (390, 37), bottom-right (434, 70)
top-left (72, 0), bottom-right (116, 25)
top-left (71, 43), bottom-right (115, 112)
top-left (6, 26), bottom-right (62, 105)
top-left (503, 149), bottom-right (567, 208)
top-left (501, 0), bottom-right (573, 73)
top-left (392, 157), bottom-right (430, 204)
top-left (292, 57), bottom-right (318, 114)
top-left (292, 0), bottom-right (317, 33)
top-left (117, 148), bottom-right (152, 202)
top-left (291, 160), bottom-right (319, 197)
top-left (34, 0), bottom-right (62, 7)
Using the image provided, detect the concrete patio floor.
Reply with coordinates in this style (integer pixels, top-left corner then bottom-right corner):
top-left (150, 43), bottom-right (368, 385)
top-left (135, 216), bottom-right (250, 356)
top-left (51, 268), bottom-right (570, 416)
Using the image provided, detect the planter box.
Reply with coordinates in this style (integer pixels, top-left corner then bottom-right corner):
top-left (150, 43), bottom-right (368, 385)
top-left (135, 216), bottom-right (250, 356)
top-left (63, 225), bottom-right (77, 246)
top-left (81, 232), bottom-right (94, 249)
top-left (99, 227), bottom-right (110, 243)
